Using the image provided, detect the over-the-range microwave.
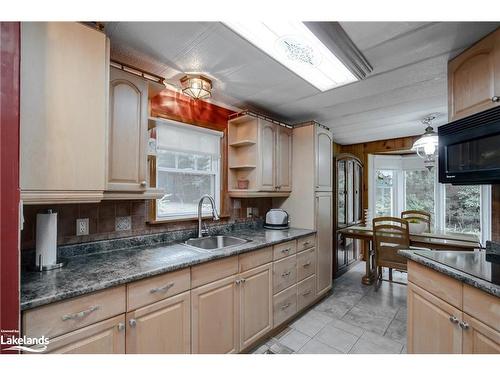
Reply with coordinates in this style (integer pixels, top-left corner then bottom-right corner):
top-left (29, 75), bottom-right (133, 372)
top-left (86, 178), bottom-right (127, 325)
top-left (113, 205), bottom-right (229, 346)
top-left (438, 106), bottom-right (500, 185)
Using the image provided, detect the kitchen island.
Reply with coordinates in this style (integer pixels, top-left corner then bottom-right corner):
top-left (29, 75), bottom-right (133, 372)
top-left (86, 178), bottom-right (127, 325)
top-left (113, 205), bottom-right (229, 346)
top-left (399, 249), bottom-right (499, 354)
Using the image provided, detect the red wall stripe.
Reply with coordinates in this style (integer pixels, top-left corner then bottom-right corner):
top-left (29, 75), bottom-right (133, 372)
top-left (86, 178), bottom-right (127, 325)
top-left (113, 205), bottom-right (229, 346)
top-left (0, 22), bottom-right (21, 353)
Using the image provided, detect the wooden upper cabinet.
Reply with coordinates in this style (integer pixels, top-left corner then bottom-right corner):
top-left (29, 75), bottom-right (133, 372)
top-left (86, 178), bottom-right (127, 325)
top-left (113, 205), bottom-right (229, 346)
top-left (276, 126), bottom-right (293, 191)
top-left (315, 126), bottom-right (333, 192)
top-left (258, 119), bottom-right (277, 191)
top-left (20, 22), bottom-right (108, 204)
top-left (448, 28), bottom-right (500, 121)
top-left (407, 282), bottom-right (463, 354)
top-left (107, 67), bottom-right (148, 192)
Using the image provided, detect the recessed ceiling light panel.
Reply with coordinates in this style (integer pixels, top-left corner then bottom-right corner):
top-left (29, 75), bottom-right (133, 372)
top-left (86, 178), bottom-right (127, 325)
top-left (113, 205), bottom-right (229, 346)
top-left (224, 21), bottom-right (358, 91)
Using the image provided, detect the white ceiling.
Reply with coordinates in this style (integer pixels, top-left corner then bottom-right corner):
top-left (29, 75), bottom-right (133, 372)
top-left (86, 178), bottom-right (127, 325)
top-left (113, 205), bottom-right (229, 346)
top-left (105, 22), bottom-right (499, 145)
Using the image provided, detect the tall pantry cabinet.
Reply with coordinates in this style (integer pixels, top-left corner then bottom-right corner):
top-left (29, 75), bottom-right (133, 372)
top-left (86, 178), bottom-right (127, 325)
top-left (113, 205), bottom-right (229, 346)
top-left (277, 122), bottom-right (333, 297)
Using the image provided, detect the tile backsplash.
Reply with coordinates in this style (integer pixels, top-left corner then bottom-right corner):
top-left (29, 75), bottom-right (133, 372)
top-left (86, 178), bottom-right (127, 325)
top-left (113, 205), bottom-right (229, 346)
top-left (21, 198), bottom-right (273, 250)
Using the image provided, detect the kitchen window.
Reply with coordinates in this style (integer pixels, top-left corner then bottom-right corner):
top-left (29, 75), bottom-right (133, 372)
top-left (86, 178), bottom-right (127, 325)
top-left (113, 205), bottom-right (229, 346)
top-left (154, 119), bottom-right (222, 221)
top-left (368, 154), bottom-right (491, 244)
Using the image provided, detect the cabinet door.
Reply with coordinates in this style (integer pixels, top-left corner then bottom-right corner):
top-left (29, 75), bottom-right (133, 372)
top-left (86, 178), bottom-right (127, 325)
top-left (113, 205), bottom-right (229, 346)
top-left (354, 161), bottom-right (362, 223)
top-left (108, 67), bottom-right (148, 192)
top-left (315, 192), bottom-right (333, 295)
top-left (346, 161), bottom-right (354, 224)
top-left (462, 313), bottom-right (500, 354)
top-left (126, 291), bottom-right (191, 354)
top-left (315, 127), bottom-right (333, 191)
top-left (191, 275), bottom-right (239, 354)
top-left (44, 315), bottom-right (125, 354)
top-left (276, 126), bottom-right (293, 191)
top-left (239, 263), bottom-right (273, 350)
top-left (407, 282), bottom-right (462, 354)
top-left (337, 160), bottom-right (347, 227)
top-left (258, 120), bottom-right (276, 191)
top-left (448, 29), bottom-right (500, 121)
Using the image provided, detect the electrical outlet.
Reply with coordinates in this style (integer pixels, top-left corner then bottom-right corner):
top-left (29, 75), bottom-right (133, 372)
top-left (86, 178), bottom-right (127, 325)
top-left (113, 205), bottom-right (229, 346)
top-left (246, 207), bottom-right (253, 218)
top-left (76, 218), bottom-right (89, 236)
top-left (115, 216), bottom-right (131, 231)
top-left (252, 207), bottom-right (259, 217)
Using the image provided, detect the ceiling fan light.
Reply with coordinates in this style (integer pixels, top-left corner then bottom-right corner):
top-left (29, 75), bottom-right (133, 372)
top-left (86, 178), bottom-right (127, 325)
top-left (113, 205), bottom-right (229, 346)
top-left (180, 74), bottom-right (212, 100)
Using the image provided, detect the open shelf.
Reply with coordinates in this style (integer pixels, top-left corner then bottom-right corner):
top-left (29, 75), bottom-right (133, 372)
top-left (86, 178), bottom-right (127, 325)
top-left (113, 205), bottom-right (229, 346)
top-left (229, 165), bottom-right (256, 170)
top-left (229, 140), bottom-right (256, 147)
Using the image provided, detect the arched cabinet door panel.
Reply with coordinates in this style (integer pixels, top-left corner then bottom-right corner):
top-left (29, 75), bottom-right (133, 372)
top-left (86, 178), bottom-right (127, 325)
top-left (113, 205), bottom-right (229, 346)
top-left (315, 127), bottom-right (333, 192)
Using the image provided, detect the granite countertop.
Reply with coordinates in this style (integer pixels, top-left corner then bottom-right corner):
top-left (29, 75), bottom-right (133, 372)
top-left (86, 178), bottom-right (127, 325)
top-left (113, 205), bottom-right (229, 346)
top-left (399, 249), bottom-right (500, 298)
top-left (21, 227), bottom-right (315, 311)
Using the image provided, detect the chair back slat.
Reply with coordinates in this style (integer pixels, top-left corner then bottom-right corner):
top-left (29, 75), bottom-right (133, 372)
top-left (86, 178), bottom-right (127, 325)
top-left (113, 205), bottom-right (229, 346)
top-left (372, 217), bottom-right (409, 271)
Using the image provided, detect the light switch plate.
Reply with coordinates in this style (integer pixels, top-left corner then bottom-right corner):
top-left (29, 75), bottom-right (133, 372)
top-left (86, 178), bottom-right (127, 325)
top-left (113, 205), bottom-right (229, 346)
top-left (246, 207), bottom-right (253, 218)
top-left (115, 216), bottom-right (131, 231)
top-left (76, 218), bottom-right (89, 236)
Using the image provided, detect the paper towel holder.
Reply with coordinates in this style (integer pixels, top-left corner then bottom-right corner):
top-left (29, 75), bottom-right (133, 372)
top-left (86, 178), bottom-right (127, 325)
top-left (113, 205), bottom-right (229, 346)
top-left (31, 209), bottom-right (65, 272)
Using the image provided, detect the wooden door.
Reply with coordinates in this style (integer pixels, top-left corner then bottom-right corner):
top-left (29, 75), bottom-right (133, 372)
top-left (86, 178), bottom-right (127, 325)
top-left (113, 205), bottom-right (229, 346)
top-left (448, 29), bottom-right (500, 121)
top-left (346, 160), bottom-right (354, 224)
top-left (462, 313), bottom-right (500, 354)
top-left (108, 67), bottom-right (148, 192)
top-left (126, 291), bottom-right (190, 354)
top-left (239, 263), bottom-right (273, 350)
top-left (191, 275), bottom-right (239, 354)
top-left (315, 126), bottom-right (333, 191)
top-left (407, 282), bottom-right (463, 354)
top-left (276, 126), bottom-right (293, 191)
top-left (258, 119), bottom-right (276, 191)
top-left (337, 160), bottom-right (347, 228)
top-left (315, 192), bottom-right (333, 295)
top-left (43, 315), bottom-right (125, 354)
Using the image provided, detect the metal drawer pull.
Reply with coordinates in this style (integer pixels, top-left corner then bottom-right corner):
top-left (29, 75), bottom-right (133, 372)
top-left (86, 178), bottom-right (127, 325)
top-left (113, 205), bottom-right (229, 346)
top-left (492, 96), bottom-right (499, 103)
top-left (61, 305), bottom-right (99, 321)
top-left (302, 290), bottom-right (312, 296)
top-left (303, 241), bottom-right (310, 247)
top-left (281, 248), bottom-right (291, 254)
top-left (449, 316), bottom-right (459, 324)
top-left (281, 271), bottom-right (291, 277)
top-left (459, 321), bottom-right (469, 330)
top-left (117, 322), bottom-right (125, 331)
top-left (280, 303), bottom-right (291, 310)
top-left (150, 282), bottom-right (175, 294)
top-left (303, 261), bottom-right (311, 268)
top-left (129, 319), bottom-right (137, 328)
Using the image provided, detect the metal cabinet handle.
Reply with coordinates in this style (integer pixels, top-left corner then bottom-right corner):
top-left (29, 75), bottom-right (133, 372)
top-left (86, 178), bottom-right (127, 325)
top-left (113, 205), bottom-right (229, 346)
top-left (117, 322), bottom-right (125, 331)
top-left (281, 271), bottom-right (291, 278)
top-left (303, 241), bottom-right (310, 247)
top-left (129, 319), bottom-right (137, 328)
top-left (302, 290), bottom-right (312, 296)
top-left (281, 248), bottom-right (291, 254)
top-left (280, 303), bottom-right (291, 310)
top-left (140, 180), bottom-right (147, 187)
top-left (449, 315), bottom-right (459, 324)
top-left (492, 96), bottom-right (499, 103)
top-left (241, 278), bottom-right (246, 284)
top-left (303, 261), bottom-right (311, 268)
top-left (61, 305), bottom-right (99, 321)
top-left (459, 321), bottom-right (469, 330)
top-left (150, 282), bottom-right (175, 294)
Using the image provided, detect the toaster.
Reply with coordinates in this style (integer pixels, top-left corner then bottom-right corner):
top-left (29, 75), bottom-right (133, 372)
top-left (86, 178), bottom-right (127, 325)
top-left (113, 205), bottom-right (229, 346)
top-left (264, 209), bottom-right (289, 230)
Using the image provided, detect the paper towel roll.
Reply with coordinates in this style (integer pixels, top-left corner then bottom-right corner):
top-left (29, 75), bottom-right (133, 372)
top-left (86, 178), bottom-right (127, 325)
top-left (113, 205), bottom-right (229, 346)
top-left (36, 211), bottom-right (58, 267)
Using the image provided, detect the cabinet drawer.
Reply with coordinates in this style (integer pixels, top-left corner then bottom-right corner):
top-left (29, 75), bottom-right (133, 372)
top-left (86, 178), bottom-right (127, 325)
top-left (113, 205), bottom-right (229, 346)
top-left (273, 285), bottom-right (297, 327)
top-left (297, 275), bottom-right (316, 311)
top-left (23, 285), bottom-right (126, 339)
top-left (408, 260), bottom-right (462, 309)
top-left (191, 256), bottom-right (238, 289)
top-left (273, 255), bottom-right (297, 294)
top-left (297, 235), bottom-right (315, 252)
top-left (239, 246), bottom-right (272, 273)
top-left (127, 268), bottom-right (191, 311)
top-left (297, 247), bottom-right (316, 282)
top-left (463, 284), bottom-right (500, 331)
top-left (273, 240), bottom-right (297, 260)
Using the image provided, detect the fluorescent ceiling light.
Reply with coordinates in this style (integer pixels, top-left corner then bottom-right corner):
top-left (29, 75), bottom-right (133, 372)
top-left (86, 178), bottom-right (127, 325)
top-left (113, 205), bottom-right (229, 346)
top-left (224, 21), bottom-right (358, 92)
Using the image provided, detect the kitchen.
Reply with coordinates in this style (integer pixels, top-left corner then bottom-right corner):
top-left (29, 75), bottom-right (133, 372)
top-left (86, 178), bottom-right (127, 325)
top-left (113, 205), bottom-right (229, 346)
top-left (0, 2), bottom-right (499, 369)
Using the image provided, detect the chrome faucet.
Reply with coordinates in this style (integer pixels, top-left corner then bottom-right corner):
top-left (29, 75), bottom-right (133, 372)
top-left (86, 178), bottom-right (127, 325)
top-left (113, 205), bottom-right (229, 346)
top-left (198, 194), bottom-right (220, 238)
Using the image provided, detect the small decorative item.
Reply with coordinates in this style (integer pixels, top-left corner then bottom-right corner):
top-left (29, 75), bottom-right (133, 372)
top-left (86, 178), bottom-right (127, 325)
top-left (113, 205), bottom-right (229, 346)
top-left (237, 179), bottom-right (249, 189)
top-left (364, 209), bottom-right (372, 226)
top-left (408, 219), bottom-right (426, 234)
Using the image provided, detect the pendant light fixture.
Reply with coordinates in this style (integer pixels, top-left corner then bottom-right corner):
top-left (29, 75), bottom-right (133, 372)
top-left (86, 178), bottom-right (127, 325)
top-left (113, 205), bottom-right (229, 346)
top-left (180, 74), bottom-right (212, 100)
top-left (412, 114), bottom-right (439, 170)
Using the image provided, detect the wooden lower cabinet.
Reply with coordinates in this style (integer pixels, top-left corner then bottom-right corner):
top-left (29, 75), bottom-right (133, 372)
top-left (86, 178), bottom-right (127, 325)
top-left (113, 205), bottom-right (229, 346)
top-left (126, 291), bottom-right (191, 354)
top-left (191, 275), bottom-right (239, 354)
top-left (462, 313), bottom-right (500, 354)
top-left (239, 263), bottom-right (273, 351)
top-left (407, 282), bottom-right (463, 354)
top-left (43, 315), bottom-right (125, 354)
top-left (315, 192), bottom-right (333, 295)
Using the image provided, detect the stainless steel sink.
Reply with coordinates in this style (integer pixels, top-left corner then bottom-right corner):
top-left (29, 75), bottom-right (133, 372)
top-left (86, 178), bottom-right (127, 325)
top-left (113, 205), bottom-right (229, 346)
top-left (184, 236), bottom-right (249, 251)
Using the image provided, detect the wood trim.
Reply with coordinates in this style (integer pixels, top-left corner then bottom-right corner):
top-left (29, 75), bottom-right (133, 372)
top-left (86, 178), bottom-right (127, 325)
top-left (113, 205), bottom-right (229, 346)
top-left (0, 22), bottom-right (20, 352)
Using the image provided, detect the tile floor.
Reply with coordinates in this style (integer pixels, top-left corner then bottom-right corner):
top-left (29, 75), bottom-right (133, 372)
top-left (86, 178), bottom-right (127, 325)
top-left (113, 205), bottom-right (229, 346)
top-left (252, 262), bottom-right (408, 354)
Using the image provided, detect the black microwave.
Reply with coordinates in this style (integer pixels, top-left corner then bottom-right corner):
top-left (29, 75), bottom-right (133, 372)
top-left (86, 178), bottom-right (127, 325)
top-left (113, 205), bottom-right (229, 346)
top-left (438, 106), bottom-right (500, 185)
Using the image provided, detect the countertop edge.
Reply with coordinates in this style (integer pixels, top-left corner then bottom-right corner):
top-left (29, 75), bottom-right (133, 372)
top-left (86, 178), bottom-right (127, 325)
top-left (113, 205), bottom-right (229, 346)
top-left (21, 229), bottom-right (316, 311)
top-left (399, 250), bottom-right (500, 298)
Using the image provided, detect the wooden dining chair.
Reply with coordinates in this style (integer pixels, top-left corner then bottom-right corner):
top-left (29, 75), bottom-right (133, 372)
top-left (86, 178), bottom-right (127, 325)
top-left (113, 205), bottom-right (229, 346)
top-left (401, 210), bottom-right (431, 232)
top-left (372, 217), bottom-right (410, 285)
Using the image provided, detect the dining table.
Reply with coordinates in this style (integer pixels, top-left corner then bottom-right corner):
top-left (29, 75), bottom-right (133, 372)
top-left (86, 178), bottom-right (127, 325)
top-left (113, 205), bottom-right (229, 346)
top-left (338, 224), bottom-right (482, 285)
